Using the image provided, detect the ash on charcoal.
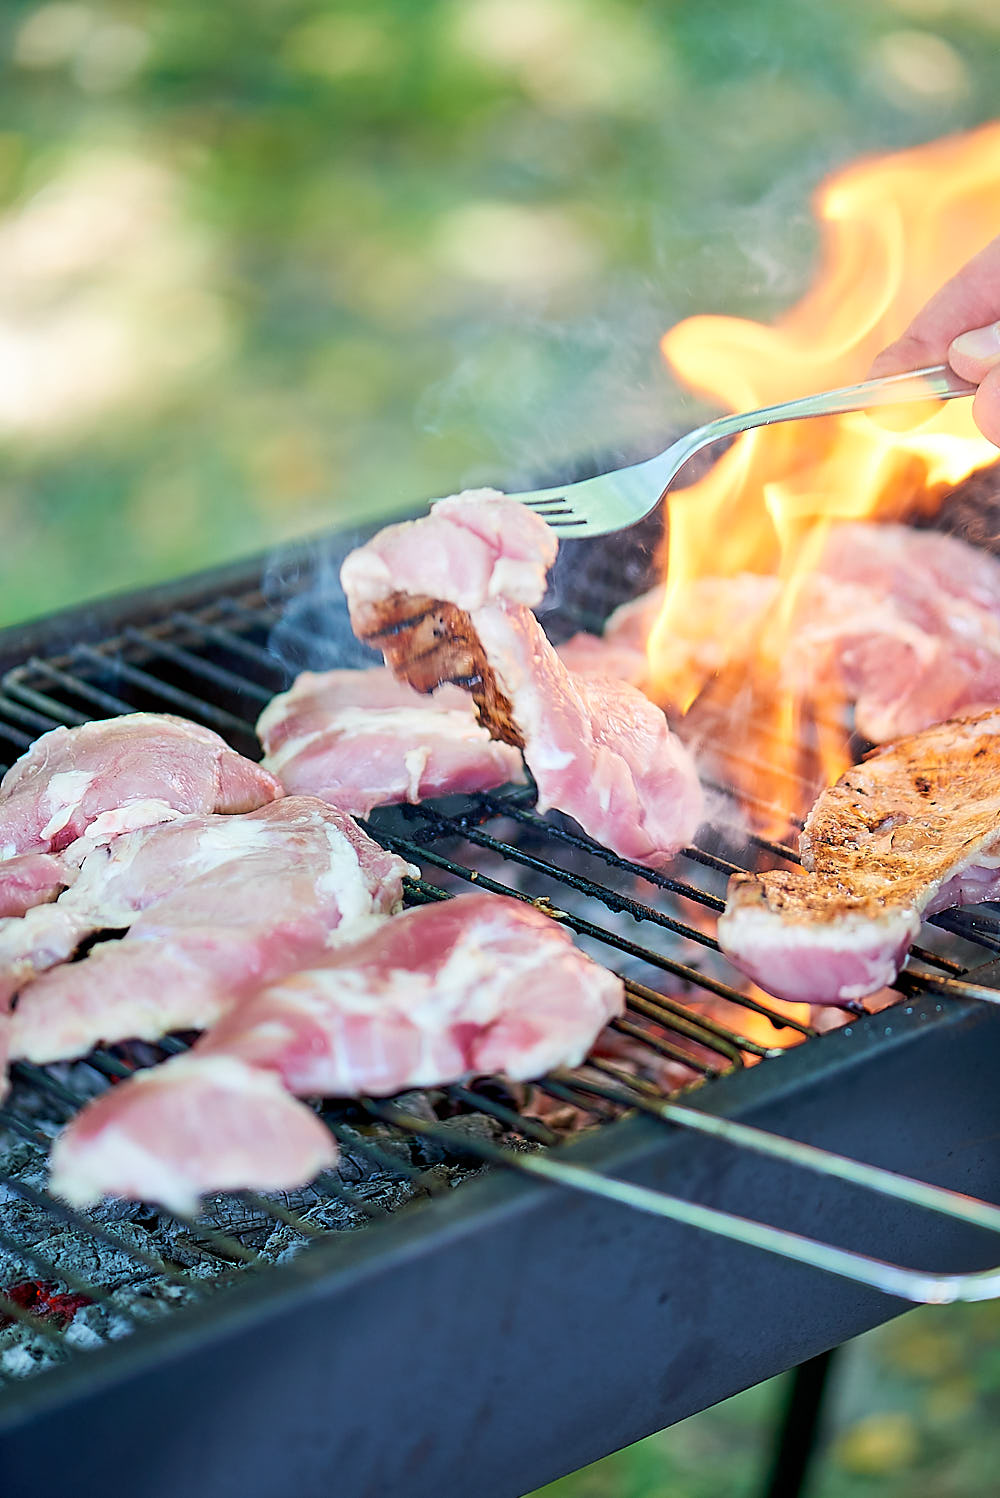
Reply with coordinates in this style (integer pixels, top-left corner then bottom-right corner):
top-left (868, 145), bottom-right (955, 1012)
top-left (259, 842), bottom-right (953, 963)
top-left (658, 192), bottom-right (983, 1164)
top-left (63, 1314), bottom-right (104, 1350)
top-left (411, 1113), bottom-right (505, 1167)
top-left (1, 1339), bottom-right (56, 1381)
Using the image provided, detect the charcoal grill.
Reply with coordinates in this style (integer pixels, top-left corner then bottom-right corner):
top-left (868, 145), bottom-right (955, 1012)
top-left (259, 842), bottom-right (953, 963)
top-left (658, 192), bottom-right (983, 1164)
top-left (1, 519), bottom-right (1000, 1498)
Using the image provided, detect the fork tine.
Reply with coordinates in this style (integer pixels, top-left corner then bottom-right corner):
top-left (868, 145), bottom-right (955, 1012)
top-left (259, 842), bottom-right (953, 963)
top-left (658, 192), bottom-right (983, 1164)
top-left (509, 361), bottom-right (978, 540)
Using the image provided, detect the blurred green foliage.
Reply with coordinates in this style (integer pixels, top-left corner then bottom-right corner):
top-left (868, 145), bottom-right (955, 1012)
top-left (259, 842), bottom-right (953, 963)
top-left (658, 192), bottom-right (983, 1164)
top-left (535, 1303), bottom-right (1000, 1498)
top-left (2, 0), bottom-right (1000, 625)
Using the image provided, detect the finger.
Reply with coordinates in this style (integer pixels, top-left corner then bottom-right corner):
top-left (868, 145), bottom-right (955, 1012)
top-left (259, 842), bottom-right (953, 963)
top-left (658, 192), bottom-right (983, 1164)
top-left (869, 332), bottom-right (943, 380)
top-left (971, 362), bottom-right (1000, 448)
top-left (870, 232), bottom-right (1000, 376)
top-left (949, 321), bottom-right (1000, 382)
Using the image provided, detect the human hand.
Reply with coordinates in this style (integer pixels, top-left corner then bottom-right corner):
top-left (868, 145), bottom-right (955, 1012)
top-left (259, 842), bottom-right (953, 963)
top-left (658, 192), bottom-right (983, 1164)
top-left (870, 234), bottom-right (1000, 447)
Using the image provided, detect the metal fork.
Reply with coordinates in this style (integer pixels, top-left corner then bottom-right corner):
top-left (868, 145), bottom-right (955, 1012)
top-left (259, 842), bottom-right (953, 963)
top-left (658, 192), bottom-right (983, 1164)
top-left (512, 363), bottom-right (976, 538)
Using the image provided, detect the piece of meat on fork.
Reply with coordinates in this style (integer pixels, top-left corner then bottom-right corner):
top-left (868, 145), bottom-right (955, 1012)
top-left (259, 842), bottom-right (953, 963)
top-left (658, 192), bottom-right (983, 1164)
top-left (340, 491), bottom-right (704, 870)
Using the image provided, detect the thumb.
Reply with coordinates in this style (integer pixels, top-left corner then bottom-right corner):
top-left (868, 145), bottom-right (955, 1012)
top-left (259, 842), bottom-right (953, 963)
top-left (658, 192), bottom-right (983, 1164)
top-left (949, 321), bottom-right (1000, 382)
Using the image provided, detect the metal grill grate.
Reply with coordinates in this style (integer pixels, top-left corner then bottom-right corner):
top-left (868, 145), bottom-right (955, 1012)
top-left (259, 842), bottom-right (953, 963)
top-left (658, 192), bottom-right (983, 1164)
top-left (1, 569), bottom-right (1000, 1392)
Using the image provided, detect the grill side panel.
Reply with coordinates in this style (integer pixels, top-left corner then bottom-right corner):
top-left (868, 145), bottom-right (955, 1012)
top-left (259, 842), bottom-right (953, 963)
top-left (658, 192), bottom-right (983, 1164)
top-left (1, 998), bottom-right (998, 1498)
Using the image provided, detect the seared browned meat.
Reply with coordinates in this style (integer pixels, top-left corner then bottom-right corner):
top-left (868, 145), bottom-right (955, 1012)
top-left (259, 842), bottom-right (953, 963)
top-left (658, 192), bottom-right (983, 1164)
top-left (341, 492), bottom-right (704, 871)
top-left (717, 709), bottom-right (1000, 1004)
top-left (352, 590), bottom-right (525, 749)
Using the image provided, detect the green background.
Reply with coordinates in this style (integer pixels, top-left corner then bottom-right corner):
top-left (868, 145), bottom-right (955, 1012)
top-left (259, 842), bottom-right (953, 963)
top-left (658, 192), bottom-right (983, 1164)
top-left (3, 0), bottom-right (999, 628)
top-left (3, 0), bottom-right (1000, 1491)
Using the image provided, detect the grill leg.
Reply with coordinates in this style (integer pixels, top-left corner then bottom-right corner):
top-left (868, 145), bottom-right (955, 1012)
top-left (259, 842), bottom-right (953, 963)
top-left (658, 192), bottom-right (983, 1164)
top-left (757, 1347), bottom-right (838, 1498)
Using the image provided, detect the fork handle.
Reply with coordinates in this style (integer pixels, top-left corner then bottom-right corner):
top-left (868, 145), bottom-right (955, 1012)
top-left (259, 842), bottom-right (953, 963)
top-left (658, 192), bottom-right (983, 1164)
top-left (708, 362), bottom-right (975, 440)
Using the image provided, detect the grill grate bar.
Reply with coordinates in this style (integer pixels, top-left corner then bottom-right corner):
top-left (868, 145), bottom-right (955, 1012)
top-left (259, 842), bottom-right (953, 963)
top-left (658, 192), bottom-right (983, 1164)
top-left (28, 657), bottom-right (134, 719)
top-left (700, 775), bottom-right (806, 837)
top-left (121, 628), bottom-right (275, 707)
top-left (171, 611), bottom-right (288, 684)
top-left (0, 1222), bottom-right (132, 1326)
top-left (0, 1173), bottom-right (205, 1291)
top-left (0, 1290), bottom-right (73, 1351)
top-left (72, 647), bottom-right (251, 737)
top-left (622, 985), bottom-right (747, 1060)
top-left (610, 1014), bottom-right (720, 1075)
top-left (470, 797), bottom-right (729, 910)
top-left (76, 1043), bottom-right (324, 1243)
top-left (372, 826), bottom-right (774, 1039)
top-left (324, 1120), bottom-right (445, 1194)
top-left (403, 809), bottom-right (727, 936)
top-left (446, 1086), bottom-right (560, 1146)
top-left (368, 1082), bottom-right (1000, 1307)
top-left (0, 695), bottom-right (56, 736)
top-left (3, 677), bottom-right (87, 726)
top-left (0, 566), bottom-right (998, 1396)
top-left (310, 1156), bottom-right (393, 1221)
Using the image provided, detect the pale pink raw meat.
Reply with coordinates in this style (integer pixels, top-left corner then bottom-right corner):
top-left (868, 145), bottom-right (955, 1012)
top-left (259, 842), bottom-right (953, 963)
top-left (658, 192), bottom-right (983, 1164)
top-left (48, 893), bottom-right (622, 1210)
top-left (786, 523), bottom-right (1000, 741)
top-left (192, 891), bottom-right (625, 1094)
top-left (475, 603), bottom-right (703, 868)
top-left (49, 1056), bottom-right (337, 1216)
top-left (342, 491), bottom-right (703, 869)
top-left (717, 710), bottom-right (1000, 1004)
top-left (340, 488), bottom-right (556, 615)
top-left (554, 633), bottom-right (649, 688)
top-left (256, 667), bottom-right (523, 817)
top-left (0, 712), bottom-right (283, 863)
top-left (602, 575), bottom-right (781, 703)
top-left (8, 796), bottom-right (413, 1063)
top-left (601, 524), bottom-right (1000, 743)
top-left (0, 852), bottom-right (73, 918)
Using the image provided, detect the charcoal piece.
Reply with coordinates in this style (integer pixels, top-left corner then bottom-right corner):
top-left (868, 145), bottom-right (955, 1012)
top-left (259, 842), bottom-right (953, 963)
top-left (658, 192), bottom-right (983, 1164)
top-left (912, 459), bottom-right (1000, 552)
top-left (410, 1112), bottom-right (503, 1168)
top-left (14, 1224), bottom-right (157, 1289)
top-left (334, 1123), bottom-right (418, 1173)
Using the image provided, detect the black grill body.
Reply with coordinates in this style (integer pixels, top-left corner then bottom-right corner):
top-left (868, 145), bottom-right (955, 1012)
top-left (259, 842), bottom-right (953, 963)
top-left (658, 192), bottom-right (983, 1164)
top-left (0, 531), bottom-right (997, 1498)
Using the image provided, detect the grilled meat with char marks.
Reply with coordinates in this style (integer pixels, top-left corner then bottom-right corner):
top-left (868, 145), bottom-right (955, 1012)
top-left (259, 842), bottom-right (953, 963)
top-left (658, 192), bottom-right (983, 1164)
top-left (718, 709), bottom-right (1000, 1004)
top-left (341, 491), bottom-right (703, 870)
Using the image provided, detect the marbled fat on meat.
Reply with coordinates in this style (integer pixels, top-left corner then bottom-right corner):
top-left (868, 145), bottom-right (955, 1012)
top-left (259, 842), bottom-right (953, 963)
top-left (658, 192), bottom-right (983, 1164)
top-left (592, 524), bottom-right (1000, 744)
top-left (0, 712), bottom-right (282, 872)
top-left (49, 893), bottom-right (623, 1209)
top-left (718, 710), bottom-right (1000, 1004)
top-left (194, 891), bottom-right (625, 1093)
top-left (257, 667), bottom-right (523, 816)
top-left (8, 796), bottom-right (414, 1063)
top-left (49, 1056), bottom-right (337, 1216)
top-left (341, 492), bottom-right (704, 868)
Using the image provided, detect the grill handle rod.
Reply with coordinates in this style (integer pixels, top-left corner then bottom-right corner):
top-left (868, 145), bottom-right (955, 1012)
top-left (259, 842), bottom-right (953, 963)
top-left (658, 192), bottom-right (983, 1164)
top-left (370, 1095), bottom-right (1000, 1305)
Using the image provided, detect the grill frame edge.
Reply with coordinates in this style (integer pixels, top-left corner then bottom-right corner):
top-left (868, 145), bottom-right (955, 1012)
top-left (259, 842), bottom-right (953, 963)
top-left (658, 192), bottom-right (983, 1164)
top-left (1, 996), bottom-right (999, 1498)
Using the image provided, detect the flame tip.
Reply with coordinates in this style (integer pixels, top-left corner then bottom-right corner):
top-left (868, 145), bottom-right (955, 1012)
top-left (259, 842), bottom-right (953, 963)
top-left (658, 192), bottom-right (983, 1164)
top-left (651, 126), bottom-right (998, 835)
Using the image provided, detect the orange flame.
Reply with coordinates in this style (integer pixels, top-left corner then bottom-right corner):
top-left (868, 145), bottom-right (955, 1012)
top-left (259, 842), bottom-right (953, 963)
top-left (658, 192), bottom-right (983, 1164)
top-left (648, 124), bottom-right (1000, 832)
